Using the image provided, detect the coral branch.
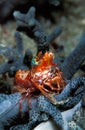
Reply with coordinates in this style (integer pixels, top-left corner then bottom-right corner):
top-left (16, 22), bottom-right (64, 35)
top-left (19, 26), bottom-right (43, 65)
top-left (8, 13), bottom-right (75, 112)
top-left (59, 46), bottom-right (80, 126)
top-left (61, 32), bottom-right (85, 79)
top-left (0, 31), bottom-right (33, 76)
top-left (14, 31), bottom-right (23, 56)
top-left (62, 100), bottom-right (82, 122)
top-left (0, 0), bottom-right (29, 23)
top-left (13, 6), bottom-right (62, 54)
top-left (55, 77), bottom-right (85, 109)
top-left (0, 77), bottom-right (84, 129)
top-left (0, 93), bottom-right (29, 128)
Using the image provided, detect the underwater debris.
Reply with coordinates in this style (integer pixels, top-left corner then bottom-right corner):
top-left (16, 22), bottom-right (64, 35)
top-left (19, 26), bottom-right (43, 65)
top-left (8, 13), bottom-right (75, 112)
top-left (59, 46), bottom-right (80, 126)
top-left (0, 31), bottom-right (33, 76)
top-left (13, 6), bottom-right (62, 54)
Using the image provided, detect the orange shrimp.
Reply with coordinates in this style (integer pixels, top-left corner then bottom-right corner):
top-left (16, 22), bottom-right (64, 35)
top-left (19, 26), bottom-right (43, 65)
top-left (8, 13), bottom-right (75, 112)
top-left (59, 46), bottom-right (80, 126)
top-left (12, 52), bottom-right (66, 105)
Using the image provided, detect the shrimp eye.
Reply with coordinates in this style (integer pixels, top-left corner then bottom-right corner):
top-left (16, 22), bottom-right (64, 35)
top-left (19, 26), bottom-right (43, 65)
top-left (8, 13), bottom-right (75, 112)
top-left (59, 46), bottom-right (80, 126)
top-left (31, 58), bottom-right (39, 66)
